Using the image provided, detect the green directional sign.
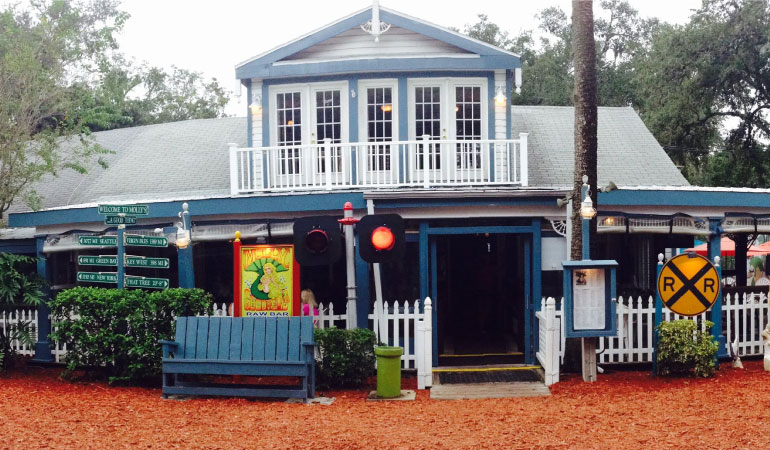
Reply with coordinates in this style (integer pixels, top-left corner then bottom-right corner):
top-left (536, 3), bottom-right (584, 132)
top-left (105, 215), bottom-right (137, 225)
top-left (78, 255), bottom-right (117, 266)
top-left (125, 255), bottom-right (170, 269)
top-left (77, 272), bottom-right (118, 284)
top-left (78, 235), bottom-right (117, 246)
top-left (98, 204), bottom-right (149, 216)
top-left (125, 235), bottom-right (167, 247)
top-left (125, 276), bottom-right (169, 289)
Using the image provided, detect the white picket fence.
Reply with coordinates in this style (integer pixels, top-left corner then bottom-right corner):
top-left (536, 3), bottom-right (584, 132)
top-left (536, 292), bottom-right (770, 383)
top-left (535, 298), bottom-right (560, 386)
top-left (5, 300), bottom-right (434, 388)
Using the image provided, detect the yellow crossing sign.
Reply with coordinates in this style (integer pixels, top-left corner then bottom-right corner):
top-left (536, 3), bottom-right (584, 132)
top-left (657, 253), bottom-right (720, 317)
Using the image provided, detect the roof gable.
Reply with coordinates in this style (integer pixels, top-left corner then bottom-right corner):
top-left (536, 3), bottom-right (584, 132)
top-left (235, 6), bottom-right (520, 79)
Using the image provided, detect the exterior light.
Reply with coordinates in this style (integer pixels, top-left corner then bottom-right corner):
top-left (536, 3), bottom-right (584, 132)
top-left (358, 214), bottom-right (405, 263)
top-left (305, 228), bottom-right (330, 255)
top-left (581, 192), bottom-right (597, 219)
top-left (494, 84), bottom-right (507, 105)
top-left (175, 228), bottom-right (190, 249)
top-left (249, 94), bottom-right (262, 115)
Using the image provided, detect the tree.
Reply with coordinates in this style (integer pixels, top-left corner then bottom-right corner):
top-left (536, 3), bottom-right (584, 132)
top-left (73, 59), bottom-right (230, 132)
top-left (571, 0), bottom-right (598, 261)
top-left (0, 0), bottom-right (124, 221)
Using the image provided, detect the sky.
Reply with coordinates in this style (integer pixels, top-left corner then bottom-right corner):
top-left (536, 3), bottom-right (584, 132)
top-left (114, 0), bottom-right (704, 116)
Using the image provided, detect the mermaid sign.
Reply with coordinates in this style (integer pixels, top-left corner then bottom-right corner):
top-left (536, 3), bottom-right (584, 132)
top-left (233, 236), bottom-right (300, 317)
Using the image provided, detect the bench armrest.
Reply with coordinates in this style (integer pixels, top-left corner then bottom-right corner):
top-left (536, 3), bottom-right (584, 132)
top-left (159, 340), bottom-right (178, 358)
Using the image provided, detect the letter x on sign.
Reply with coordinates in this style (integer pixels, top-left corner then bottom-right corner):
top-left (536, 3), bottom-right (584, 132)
top-left (657, 253), bottom-right (720, 317)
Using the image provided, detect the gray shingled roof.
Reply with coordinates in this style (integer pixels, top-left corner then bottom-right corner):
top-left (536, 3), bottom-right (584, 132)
top-left (7, 117), bottom-right (246, 215)
top-left (512, 105), bottom-right (689, 188)
top-left (7, 107), bottom-right (686, 215)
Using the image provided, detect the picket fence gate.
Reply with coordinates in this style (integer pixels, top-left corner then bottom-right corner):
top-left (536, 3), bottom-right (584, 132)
top-left (536, 292), bottom-right (770, 385)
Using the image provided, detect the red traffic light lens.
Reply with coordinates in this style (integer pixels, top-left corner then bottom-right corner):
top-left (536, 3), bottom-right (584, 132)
top-left (371, 226), bottom-right (395, 251)
top-left (305, 229), bottom-right (329, 254)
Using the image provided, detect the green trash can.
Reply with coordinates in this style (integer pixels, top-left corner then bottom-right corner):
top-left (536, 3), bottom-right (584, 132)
top-left (375, 346), bottom-right (403, 398)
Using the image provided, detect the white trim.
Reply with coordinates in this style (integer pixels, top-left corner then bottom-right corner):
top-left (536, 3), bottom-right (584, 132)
top-left (272, 54), bottom-right (481, 66)
top-left (357, 79), bottom-right (400, 142)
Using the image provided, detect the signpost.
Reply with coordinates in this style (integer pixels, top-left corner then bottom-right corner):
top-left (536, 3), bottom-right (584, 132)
top-left (105, 215), bottom-right (137, 225)
top-left (125, 255), bottom-right (170, 269)
top-left (124, 276), bottom-right (169, 289)
top-left (78, 236), bottom-right (117, 246)
top-left (98, 205), bottom-right (149, 216)
top-left (76, 203), bottom-right (172, 290)
top-left (125, 235), bottom-right (168, 247)
top-left (78, 255), bottom-right (117, 266)
top-left (76, 272), bottom-right (118, 284)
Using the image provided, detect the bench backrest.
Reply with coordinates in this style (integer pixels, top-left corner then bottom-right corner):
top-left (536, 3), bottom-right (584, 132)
top-left (172, 316), bottom-right (314, 362)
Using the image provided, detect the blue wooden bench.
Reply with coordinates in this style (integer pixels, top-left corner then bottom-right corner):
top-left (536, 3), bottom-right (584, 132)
top-left (159, 316), bottom-right (316, 400)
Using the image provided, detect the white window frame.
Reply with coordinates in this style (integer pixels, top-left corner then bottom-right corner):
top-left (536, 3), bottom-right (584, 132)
top-left (357, 79), bottom-right (399, 183)
top-left (268, 81), bottom-right (349, 183)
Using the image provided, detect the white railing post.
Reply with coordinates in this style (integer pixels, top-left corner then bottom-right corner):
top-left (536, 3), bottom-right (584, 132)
top-left (228, 143), bottom-right (240, 195)
top-left (518, 132), bottom-right (528, 186)
top-left (421, 135), bottom-right (431, 188)
top-left (324, 138), bottom-right (333, 190)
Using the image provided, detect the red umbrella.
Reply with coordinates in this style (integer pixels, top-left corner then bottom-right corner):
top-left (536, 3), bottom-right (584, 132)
top-left (685, 237), bottom-right (765, 257)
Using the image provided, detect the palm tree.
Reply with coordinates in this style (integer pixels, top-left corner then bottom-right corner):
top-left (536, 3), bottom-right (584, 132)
top-left (571, 0), bottom-right (598, 261)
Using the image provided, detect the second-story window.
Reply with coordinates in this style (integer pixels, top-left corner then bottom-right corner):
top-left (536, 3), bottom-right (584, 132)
top-left (315, 89), bottom-right (342, 173)
top-left (366, 87), bottom-right (393, 171)
top-left (414, 86), bottom-right (441, 170)
top-left (276, 91), bottom-right (302, 175)
top-left (455, 86), bottom-right (482, 170)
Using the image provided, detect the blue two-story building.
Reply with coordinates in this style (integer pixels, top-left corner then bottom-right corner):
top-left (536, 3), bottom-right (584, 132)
top-left (5, 3), bottom-right (770, 367)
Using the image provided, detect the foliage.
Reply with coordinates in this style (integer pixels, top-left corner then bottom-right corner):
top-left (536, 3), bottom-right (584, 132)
top-left (656, 319), bottom-right (719, 378)
top-left (0, 0), bottom-right (124, 220)
top-left (463, 0), bottom-right (770, 188)
top-left (49, 287), bottom-right (213, 383)
top-left (73, 60), bottom-right (230, 132)
top-left (314, 327), bottom-right (376, 389)
top-left (0, 253), bottom-right (44, 369)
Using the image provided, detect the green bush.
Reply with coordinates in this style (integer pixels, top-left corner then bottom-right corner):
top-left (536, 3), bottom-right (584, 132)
top-left (50, 287), bottom-right (213, 383)
top-left (656, 319), bottom-right (719, 378)
top-left (0, 253), bottom-right (44, 370)
top-left (314, 327), bottom-right (377, 389)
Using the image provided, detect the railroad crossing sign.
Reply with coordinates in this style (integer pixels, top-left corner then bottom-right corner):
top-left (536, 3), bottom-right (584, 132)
top-left (124, 276), bottom-right (169, 289)
top-left (657, 253), bottom-right (720, 317)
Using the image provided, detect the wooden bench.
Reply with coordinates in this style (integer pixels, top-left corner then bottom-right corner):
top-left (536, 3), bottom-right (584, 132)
top-left (160, 316), bottom-right (316, 400)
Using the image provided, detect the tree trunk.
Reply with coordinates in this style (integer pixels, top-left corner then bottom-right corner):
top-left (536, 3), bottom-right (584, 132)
top-left (571, 0), bottom-right (598, 261)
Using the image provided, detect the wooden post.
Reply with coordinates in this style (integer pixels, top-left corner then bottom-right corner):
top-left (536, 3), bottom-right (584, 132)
top-left (233, 231), bottom-right (242, 317)
top-left (581, 337), bottom-right (597, 382)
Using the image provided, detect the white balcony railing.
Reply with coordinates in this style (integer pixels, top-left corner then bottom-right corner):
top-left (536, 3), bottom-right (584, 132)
top-left (229, 134), bottom-right (528, 195)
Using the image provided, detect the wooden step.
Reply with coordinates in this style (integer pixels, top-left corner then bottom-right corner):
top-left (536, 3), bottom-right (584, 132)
top-left (430, 382), bottom-right (551, 400)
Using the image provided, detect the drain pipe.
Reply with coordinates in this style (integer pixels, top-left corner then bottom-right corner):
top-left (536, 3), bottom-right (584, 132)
top-left (367, 199), bottom-right (385, 338)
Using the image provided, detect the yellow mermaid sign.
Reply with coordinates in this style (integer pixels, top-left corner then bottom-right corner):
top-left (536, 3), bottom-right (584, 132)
top-left (234, 243), bottom-right (299, 317)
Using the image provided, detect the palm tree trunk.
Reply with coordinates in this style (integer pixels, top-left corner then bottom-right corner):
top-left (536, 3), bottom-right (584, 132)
top-left (571, 0), bottom-right (598, 261)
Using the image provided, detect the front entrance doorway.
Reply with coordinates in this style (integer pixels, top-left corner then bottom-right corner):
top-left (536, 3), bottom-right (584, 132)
top-left (435, 234), bottom-right (526, 365)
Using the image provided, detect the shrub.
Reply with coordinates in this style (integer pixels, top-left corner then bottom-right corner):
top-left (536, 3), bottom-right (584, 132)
top-left (50, 287), bottom-right (213, 383)
top-left (657, 319), bottom-right (719, 378)
top-left (314, 327), bottom-right (376, 389)
top-left (0, 253), bottom-right (44, 370)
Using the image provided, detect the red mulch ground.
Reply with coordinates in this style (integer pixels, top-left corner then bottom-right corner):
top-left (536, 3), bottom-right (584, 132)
top-left (2, 360), bottom-right (770, 449)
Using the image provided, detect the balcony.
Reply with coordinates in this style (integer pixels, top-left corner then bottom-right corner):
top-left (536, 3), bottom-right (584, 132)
top-left (229, 134), bottom-right (528, 195)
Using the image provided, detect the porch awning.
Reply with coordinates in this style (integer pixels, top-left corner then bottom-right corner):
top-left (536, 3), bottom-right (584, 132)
top-left (597, 212), bottom-right (710, 235)
top-left (684, 237), bottom-right (767, 257)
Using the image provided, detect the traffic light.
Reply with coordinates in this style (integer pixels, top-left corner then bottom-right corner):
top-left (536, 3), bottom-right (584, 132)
top-left (358, 214), bottom-right (405, 263)
top-left (293, 216), bottom-right (342, 266)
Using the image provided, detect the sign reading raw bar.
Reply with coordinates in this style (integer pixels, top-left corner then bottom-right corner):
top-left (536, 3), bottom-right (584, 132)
top-left (235, 244), bottom-right (300, 317)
